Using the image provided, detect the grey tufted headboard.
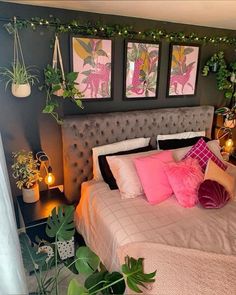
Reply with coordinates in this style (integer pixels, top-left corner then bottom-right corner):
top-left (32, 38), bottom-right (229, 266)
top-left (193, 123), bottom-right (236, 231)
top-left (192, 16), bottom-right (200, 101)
top-left (61, 105), bottom-right (214, 203)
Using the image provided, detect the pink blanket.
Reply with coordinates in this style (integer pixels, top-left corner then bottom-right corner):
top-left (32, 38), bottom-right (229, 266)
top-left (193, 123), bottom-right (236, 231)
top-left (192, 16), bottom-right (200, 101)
top-left (118, 242), bottom-right (236, 295)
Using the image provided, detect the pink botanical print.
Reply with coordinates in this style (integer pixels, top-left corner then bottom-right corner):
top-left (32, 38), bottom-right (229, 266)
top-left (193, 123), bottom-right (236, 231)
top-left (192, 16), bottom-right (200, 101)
top-left (126, 42), bottom-right (159, 98)
top-left (169, 45), bottom-right (199, 96)
top-left (72, 37), bottom-right (112, 99)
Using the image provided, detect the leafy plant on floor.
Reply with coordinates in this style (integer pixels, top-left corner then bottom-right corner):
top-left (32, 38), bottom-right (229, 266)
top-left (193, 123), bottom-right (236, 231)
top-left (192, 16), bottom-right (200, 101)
top-left (40, 65), bottom-right (84, 124)
top-left (19, 205), bottom-right (156, 295)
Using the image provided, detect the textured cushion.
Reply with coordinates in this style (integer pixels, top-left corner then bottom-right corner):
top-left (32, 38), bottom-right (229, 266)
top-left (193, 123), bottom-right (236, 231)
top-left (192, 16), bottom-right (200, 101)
top-left (198, 180), bottom-right (230, 209)
top-left (158, 136), bottom-right (210, 150)
top-left (183, 138), bottom-right (227, 171)
top-left (157, 131), bottom-right (205, 149)
top-left (107, 150), bottom-right (158, 199)
top-left (98, 145), bottom-right (153, 190)
top-left (204, 159), bottom-right (235, 198)
top-left (165, 158), bottom-right (204, 208)
top-left (134, 150), bottom-right (174, 204)
top-left (173, 140), bottom-right (224, 162)
top-left (92, 137), bottom-right (150, 180)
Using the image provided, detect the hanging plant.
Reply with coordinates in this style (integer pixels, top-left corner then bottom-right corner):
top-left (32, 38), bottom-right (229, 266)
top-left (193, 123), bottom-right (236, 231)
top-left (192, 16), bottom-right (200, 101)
top-left (202, 51), bottom-right (236, 106)
top-left (40, 36), bottom-right (83, 124)
top-left (0, 20), bottom-right (38, 98)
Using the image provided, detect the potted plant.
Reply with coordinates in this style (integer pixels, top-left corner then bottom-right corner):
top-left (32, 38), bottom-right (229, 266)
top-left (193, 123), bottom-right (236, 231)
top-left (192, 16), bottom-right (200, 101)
top-left (202, 51), bottom-right (236, 107)
top-left (0, 62), bottom-right (38, 97)
top-left (41, 64), bottom-right (84, 124)
top-left (1, 22), bottom-right (39, 97)
top-left (12, 150), bottom-right (42, 203)
top-left (19, 205), bottom-right (156, 295)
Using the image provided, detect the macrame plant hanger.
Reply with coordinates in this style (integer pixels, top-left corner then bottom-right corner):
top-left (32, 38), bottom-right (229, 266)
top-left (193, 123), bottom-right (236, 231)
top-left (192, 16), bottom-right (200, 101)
top-left (13, 16), bottom-right (28, 84)
top-left (52, 35), bottom-right (66, 96)
top-left (11, 16), bottom-right (31, 97)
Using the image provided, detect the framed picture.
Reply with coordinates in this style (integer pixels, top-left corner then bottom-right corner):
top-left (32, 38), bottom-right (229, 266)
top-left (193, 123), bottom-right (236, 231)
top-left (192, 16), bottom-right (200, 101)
top-left (124, 40), bottom-right (161, 99)
top-left (167, 43), bottom-right (200, 97)
top-left (71, 36), bottom-right (113, 100)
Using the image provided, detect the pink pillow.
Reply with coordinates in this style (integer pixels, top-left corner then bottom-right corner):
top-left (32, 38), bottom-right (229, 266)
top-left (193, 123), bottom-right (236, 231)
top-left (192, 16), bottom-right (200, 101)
top-left (183, 138), bottom-right (227, 172)
top-left (165, 157), bottom-right (204, 208)
top-left (106, 150), bottom-right (158, 199)
top-left (134, 150), bottom-right (173, 204)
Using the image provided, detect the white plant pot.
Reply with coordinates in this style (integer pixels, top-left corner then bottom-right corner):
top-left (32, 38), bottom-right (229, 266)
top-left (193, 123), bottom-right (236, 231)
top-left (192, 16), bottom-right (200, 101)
top-left (22, 183), bottom-right (40, 203)
top-left (11, 83), bottom-right (31, 98)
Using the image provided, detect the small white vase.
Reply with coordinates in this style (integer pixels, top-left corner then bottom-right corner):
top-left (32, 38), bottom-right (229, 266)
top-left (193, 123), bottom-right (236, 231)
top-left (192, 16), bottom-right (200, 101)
top-left (11, 83), bottom-right (31, 98)
top-left (22, 183), bottom-right (40, 203)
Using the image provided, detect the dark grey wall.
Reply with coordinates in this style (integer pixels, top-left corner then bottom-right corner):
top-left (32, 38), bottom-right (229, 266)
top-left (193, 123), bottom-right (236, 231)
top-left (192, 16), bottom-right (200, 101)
top-left (0, 1), bottom-right (235, 198)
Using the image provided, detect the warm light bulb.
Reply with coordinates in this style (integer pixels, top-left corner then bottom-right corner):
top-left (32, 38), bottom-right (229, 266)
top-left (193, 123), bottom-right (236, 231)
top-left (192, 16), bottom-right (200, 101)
top-left (45, 172), bottom-right (55, 186)
top-left (224, 139), bottom-right (234, 154)
top-left (225, 139), bottom-right (234, 147)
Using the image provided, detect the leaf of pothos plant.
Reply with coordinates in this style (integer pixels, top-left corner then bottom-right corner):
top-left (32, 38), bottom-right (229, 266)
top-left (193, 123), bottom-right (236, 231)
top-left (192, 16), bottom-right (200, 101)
top-left (46, 206), bottom-right (75, 241)
top-left (19, 232), bottom-right (47, 273)
top-left (51, 84), bottom-right (62, 93)
top-left (73, 99), bottom-right (83, 109)
top-left (67, 279), bottom-right (88, 295)
top-left (122, 256), bottom-right (156, 293)
top-left (66, 72), bottom-right (78, 83)
top-left (75, 246), bottom-right (100, 275)
top-left (43, 104), bottom-right (55, 114)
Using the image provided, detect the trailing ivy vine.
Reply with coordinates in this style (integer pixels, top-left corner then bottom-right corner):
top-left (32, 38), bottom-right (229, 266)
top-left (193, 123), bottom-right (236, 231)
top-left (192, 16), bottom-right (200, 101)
top-left (4, 16), bottom-right (236, 46)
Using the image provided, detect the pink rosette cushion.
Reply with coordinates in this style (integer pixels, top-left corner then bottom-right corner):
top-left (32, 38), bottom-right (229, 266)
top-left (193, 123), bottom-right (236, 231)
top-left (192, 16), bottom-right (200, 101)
top-left (183, 138), bottom-right (227, 172)
top-left (198, 179), bottom-right (230, 209)
top-left (134, 150), bottom-right (173, 204)
top-left (165, 157), bottom-right (204, 208)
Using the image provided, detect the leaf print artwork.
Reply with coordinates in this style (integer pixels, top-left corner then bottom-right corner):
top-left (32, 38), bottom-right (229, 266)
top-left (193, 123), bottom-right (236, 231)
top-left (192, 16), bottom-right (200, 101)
top-left (125, 41), bottom-right (160, 98)
top-left (72, 37), bottom-right (112, 99)
top-left (168, 44), bottom-right (200, 96)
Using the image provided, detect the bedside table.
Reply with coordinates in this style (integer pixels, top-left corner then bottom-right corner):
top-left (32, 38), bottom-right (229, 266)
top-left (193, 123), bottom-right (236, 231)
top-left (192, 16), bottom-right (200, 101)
top-left (229, 155), bottom-right (236, 166)
top-left (17, 188), bottom-right (70, 243)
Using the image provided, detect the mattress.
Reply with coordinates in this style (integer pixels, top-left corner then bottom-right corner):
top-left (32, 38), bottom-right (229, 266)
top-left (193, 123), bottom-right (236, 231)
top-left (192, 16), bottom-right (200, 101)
top-left (75, 178), bottom-right (236, 271)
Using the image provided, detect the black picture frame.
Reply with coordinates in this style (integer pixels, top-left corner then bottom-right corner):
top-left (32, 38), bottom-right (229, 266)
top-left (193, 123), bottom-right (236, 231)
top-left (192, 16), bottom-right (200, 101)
top-left (123, 39), bottom-right (161, 100)
top-left (70, 35), bottom-right (114, 101)
top-left (166, 42), bottom-right (201, 98)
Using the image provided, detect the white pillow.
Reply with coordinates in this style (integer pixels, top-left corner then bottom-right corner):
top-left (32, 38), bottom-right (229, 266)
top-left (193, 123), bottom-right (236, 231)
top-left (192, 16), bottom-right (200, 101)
top-left (107, 150), bottom-right (158, 199)
top-left (157, 131), bottom-right (205, 149)
top-left (92, 137), bottom-right (150, 180)
top-left (172, 139), bottom-right (223, 162)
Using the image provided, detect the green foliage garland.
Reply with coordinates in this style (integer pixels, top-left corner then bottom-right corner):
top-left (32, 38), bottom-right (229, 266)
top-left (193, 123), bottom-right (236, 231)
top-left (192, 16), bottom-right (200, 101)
top-left (7, 16), bottom-right (236, 46)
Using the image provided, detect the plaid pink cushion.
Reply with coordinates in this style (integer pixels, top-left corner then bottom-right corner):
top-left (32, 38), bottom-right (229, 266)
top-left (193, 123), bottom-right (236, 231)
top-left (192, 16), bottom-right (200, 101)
top-left (183, 138), bottom-right (227, 171)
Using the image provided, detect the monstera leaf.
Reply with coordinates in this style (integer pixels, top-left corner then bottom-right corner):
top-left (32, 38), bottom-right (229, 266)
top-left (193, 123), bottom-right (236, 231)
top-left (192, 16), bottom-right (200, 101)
top-left (67, 279), bottom-right (88, 295)
top-left (19, 232), bottom-right (47, 272)
top-left (75, 246), bottom-right (100, 275)
top-left (122, 257), bottom-right (156, 293)
top-left (46, 205), bottom-right (75, 241)
top-left (84, 271), bottom-right (125, 295)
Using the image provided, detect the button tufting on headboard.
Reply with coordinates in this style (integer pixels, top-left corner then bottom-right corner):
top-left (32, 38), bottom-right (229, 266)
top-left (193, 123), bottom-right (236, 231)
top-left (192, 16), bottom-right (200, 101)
top-left (61, 106), bottom-right (214, 203)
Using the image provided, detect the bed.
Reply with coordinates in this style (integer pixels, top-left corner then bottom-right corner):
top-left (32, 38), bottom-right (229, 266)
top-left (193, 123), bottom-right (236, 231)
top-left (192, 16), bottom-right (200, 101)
top-left (61, 106), bottom-right (236, 295)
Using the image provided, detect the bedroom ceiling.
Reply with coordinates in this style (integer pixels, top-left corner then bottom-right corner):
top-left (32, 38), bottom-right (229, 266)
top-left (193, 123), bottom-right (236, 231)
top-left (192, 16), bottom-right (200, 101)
top-left (3, 0), bottom-right (236, 30)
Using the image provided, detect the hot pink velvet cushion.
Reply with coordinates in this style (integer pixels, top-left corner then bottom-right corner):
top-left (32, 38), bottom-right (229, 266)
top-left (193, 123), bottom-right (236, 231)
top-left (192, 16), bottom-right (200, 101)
top-left (165, 157), bottom-right (204, 208)
top-left (183, 138), bottom-right (227, 172)
top-left (134, 150), bottom-right (173, 204)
